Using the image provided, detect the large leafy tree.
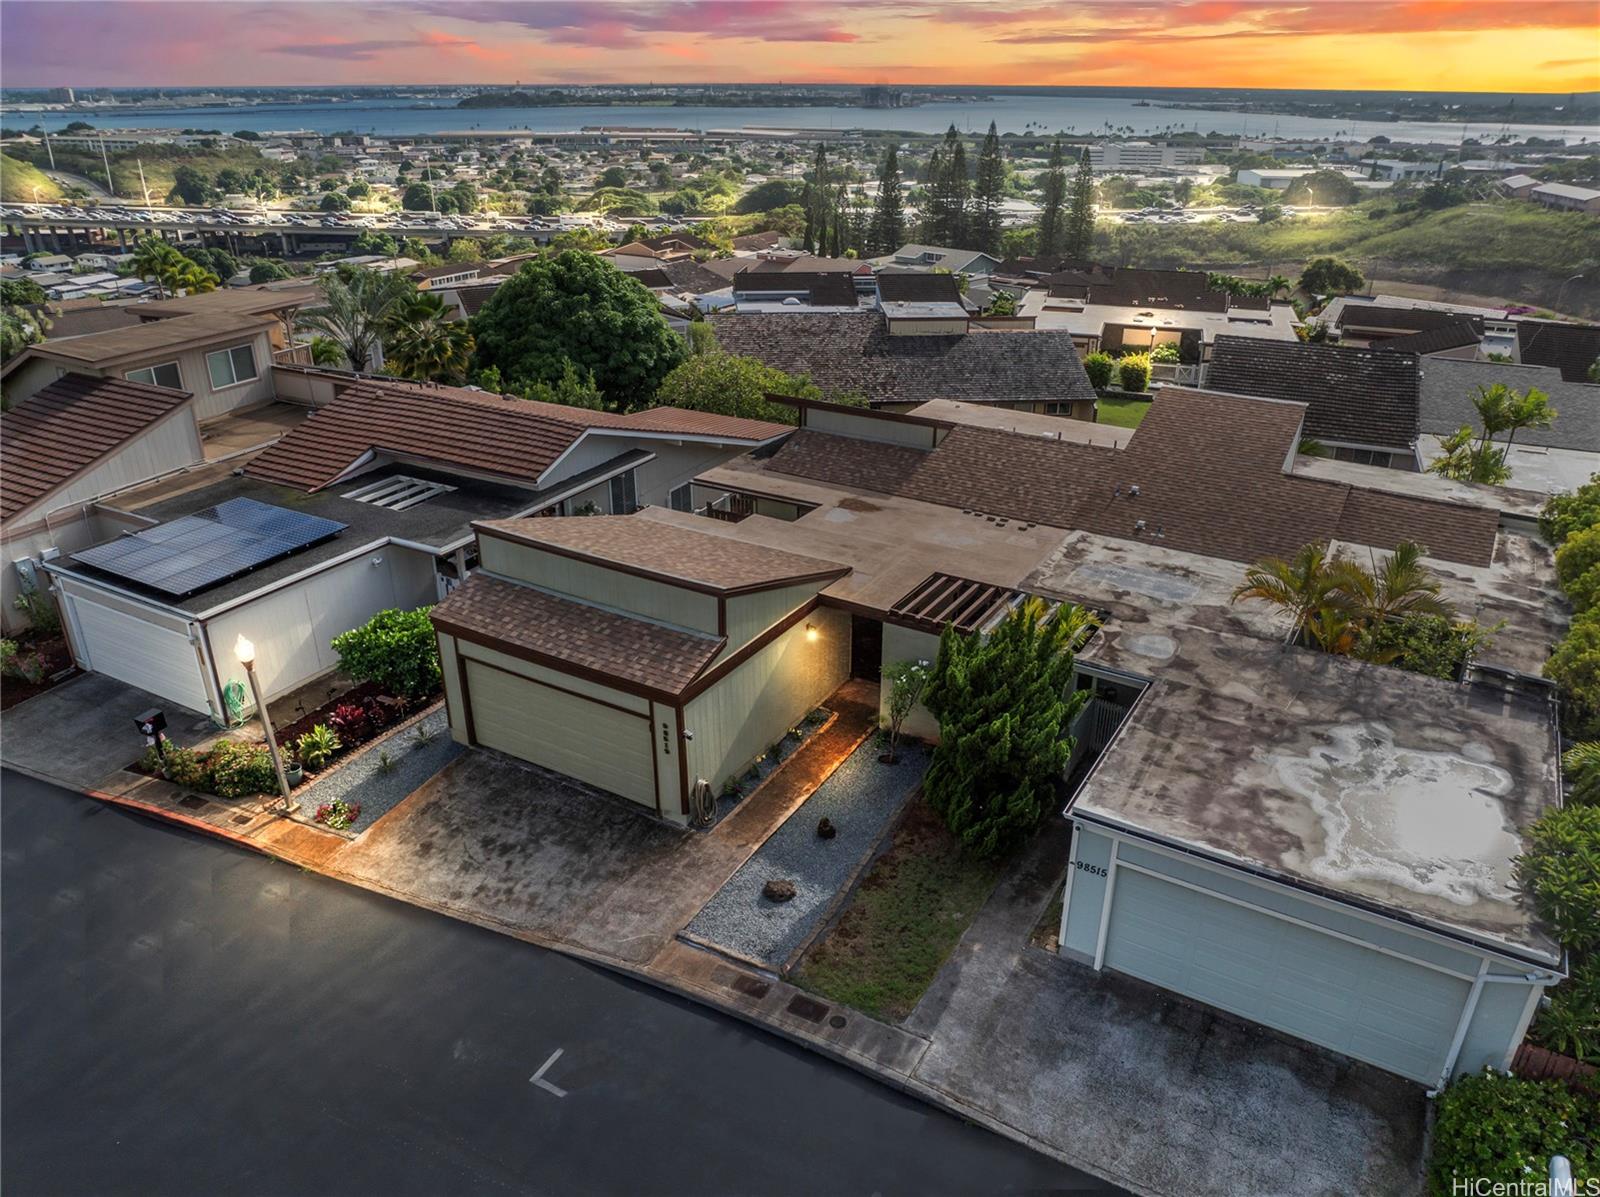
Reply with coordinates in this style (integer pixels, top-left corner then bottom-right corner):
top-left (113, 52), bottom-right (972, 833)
top-left (295, 267), bottom-right (413, 372)
top-left (469, 251), bottom-right (684, 409)
top-left (867, 144), bottom-right (906, 256)
top-left (1063, 148), bottom-right (1097, 258)
top-left (167, 164), bottom-right (212, 206)
top-left (921, 602), bottom-right (1092, 859)
top-left (654, 350), bottom-right (825, 423)
top-left (1298, 256), bottom-right (1364, 296)
top-left (971, 121), bottom-right (1005, 256)
top-left (1036, 138), bottom-right (1067, 258)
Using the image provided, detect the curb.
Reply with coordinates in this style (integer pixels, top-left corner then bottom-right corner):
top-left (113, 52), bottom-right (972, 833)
top-left (85, 787), bottom-right (272, 855)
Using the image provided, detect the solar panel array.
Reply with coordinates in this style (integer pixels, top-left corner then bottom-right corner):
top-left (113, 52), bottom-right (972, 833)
top-left (72, 497), bottom-right (347, 598)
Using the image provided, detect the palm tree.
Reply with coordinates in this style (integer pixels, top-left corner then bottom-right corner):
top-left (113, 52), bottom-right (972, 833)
top-left (1230, 541), bottom-right (1353, 646)
top-left (385, 320), bottom-right (474, 385)
top-left (295, 268), bottom-right (412, 372)
top-left (1266, 274), bottom-right (1291, 299)
top-left (1501, 385), bottom-right (1556, 454)
top-left (1565, 741), bottom-right (1600, 806)
top-left (131, 235), bottom-right (218, 300)
top-left (1341, 541), bottom-right (1456, 623)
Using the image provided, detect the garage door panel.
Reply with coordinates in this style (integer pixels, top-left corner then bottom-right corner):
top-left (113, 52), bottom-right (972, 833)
top-left (465, 660), bottom-right (655, 809)
top-left (69, 595), bottom-right (209, 714)
top-left (1106, 868), bottom-right (1470, 1084)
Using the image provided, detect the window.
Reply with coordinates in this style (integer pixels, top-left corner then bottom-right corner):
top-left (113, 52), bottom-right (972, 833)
top-left (204, 343), bottom-right (259, 390)
top-left (609, 470), bottom-right (638, 514)
top-left (125, 361), bottom-right (181, 389)
top-left (1332, 446), bottom-right (1398, 469)
top-left (669, 483), bottom-right (693, 512)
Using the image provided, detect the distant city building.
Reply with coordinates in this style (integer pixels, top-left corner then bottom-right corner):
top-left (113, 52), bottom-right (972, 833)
top-left (1088, 141), bottom-right (1206, 172)
top-left (860, 86), bottom-right (905, 109)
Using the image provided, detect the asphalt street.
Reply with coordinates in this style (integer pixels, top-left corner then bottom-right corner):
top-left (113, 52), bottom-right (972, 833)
top-left (2, 770), bottom-right (1112, 1196)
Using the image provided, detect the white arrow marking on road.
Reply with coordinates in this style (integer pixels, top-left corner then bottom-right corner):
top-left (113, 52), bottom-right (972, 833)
top-left (529, 1049), bottom-right (568, 1098)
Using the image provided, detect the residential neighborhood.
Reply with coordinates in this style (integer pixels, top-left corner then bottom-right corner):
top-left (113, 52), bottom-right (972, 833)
top-left (4, 10), bottom-right (1600, 1197)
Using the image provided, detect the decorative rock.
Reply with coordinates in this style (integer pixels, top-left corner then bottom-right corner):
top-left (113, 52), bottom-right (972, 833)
top-left (762, 878), bottom-right (797, 903)
top-left (816, 817), bottom-right (837, 840)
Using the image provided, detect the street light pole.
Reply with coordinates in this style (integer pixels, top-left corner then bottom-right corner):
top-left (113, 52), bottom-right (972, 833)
top-left (1555, 274), bottom-right (1585, 314)
top-left (234, 635), bottom-right (295, 814)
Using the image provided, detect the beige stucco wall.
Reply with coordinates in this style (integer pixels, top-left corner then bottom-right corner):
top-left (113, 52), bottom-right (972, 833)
top-left (720, 581), bottom-right (822, 660)
top-left (804, 405), bottom-right (936, 448)
top-left (681, 604), bottom-right (849, 795)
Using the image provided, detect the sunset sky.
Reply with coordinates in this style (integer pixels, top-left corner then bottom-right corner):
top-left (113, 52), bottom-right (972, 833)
top-left (3, 0), bottom-right (1597, 92)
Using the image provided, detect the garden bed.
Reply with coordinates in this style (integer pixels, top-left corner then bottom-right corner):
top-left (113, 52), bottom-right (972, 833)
top-left (791, 796), bottom-right (1006, 1023)
top-left (1, 633), bottom-right (77, 711)
top-left (705, 705), bottom-right (832, 826)
top-left (291, 705), bottom-right (460, 837)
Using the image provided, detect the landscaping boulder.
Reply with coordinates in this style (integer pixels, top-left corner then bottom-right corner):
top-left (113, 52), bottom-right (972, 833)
top-left (762, 878), bottom-right (797, 903)
top-left (816, 817), bottom-right (837, 840)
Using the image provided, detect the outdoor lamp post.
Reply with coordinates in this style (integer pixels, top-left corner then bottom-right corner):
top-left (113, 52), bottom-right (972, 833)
top-left (235, 634), bottom-right (295, 814)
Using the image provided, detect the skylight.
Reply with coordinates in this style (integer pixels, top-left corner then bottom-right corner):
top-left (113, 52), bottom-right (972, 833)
top-left (341, 475), bottom-right (457, 511)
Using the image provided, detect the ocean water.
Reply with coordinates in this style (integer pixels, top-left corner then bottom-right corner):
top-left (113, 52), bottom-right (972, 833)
top-left (15, 94), bottom-right (1598, 144)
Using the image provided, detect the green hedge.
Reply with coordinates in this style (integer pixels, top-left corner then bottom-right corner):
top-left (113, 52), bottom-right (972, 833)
top-left (1429, 1070), bottom-right (1600, 1195)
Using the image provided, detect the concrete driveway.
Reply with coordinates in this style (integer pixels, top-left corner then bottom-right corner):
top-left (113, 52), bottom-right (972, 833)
top-left (1, 674), bottom-right (215, 790)
top-left (903, 820), bottom-right (1428, 1197)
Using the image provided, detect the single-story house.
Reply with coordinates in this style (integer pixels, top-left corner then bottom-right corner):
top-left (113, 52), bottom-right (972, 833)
top-left (875, 245), bottom-right (1002, 277)
top-left (38, 381), bottom-right (790, 720)
top-left (712, 311), bottom-right (1098, 419)
top-left (1517, 318), bottom-right (1600, 383)
top-left (1530, 182), bottom-right (1600, 214)
top-left (0, 372), bottom-right (205, 633)
top-left (1333, 303), bottom-right (1485, 349)
top-left (1204, 335), bottom-right (1423, 469)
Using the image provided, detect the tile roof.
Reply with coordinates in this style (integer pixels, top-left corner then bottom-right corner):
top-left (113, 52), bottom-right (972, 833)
top-left (1, 373), bottom-right (193, 524)
top-left (245, 382), bottom-right (790, 492)
top-left (1418, 358), bottom-right (1600, 452)
top-left (1205, 335), bottom-right (1421, 451)
top-left (760, 386), bottom-right (1500, 567)
top-left (1339, 304), bottom-right (1485, 335)
top-left (1518, 319), bottom-right (1600, 383)
top-left (477, 514), bottom-right (849, 594)
top-left (711, 312), bottom-right (1096, 408)
top-left (430, 573), bottom-right (723, 697)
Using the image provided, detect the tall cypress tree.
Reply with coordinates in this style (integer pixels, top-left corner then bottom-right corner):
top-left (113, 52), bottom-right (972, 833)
top-left (800, 181), bottom-right (816, 254)
top-left (1063, 147), bottom-right (1097, 259)
top-left (943, 125), bottom-right (970, 248)
top-left (972, 121), bottom-right (1005, 256)
top-left (920, 145), bottom-right (946, 244)
top-left (1036, 137), bottom-right (1066, 258)
top-left (807, 143), bottom-right (832, 257)
top-left (868, 144), bottom-right (905, 256)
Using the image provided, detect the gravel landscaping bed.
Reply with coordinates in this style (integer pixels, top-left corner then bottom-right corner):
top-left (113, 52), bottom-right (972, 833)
top-left (294, 708), bottom-right (461, 837)
top-left (686, 737), bottom-right (929, 968)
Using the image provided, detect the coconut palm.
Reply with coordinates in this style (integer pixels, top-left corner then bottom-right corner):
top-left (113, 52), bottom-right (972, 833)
top-left (1266, 274), bottom-right (1291, 299)
top-left (1501, 385), bottom-right (1556, 454)
top-left (385, 320), bottom-right (474, 385)
top-left (1341, 540), bottom-right (1457, 624)
top-left (295, 268), bottom-right (413, 372)
top-left (1230, 540), bottom-right (1355, 646)
top-left (131, 235), bottom-right (218, 300)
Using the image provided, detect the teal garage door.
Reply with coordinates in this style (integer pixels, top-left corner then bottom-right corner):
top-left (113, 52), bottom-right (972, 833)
top-left (1105, 867), bottom-right (1471, 1084)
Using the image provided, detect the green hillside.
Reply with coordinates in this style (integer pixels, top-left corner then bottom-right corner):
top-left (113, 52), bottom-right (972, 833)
top-left (0, 154), bottom-right (65, 204)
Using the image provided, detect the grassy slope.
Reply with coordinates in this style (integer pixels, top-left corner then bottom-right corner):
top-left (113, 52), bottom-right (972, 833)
top-left (6, 143), bottom-right (271, 204)
top-left (1095, 200), bottom-right (1600, 312)
top-left (1, 154), bottom-right (65, 203)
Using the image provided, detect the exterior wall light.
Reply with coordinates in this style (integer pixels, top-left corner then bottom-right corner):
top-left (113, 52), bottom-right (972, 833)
top-left (805, 623), bottom-right (819, 642)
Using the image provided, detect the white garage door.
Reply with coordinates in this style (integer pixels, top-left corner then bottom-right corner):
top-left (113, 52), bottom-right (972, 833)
top-left (464, 659), bottom-right (656, 810)
top-left (1106, 867), bottom-right (1471, 1084)
top-left (67, 594), bottom-right (211, 715)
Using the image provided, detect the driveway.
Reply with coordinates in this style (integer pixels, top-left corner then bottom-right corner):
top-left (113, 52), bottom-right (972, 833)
top-left (1, 673), bottom-right (215, 790)
top-left (332, 681), bottom-right (881, 965)
top-left (903, 819), bottom-right (1428, 1196)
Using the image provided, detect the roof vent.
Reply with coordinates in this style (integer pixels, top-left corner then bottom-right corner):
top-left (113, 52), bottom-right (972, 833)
top-left (1134, 519), bottom-right (1147, 533)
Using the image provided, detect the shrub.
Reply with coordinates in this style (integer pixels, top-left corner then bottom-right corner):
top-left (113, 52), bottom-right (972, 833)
top-left (922, 602), bottom-right (1092, 858)
top-left (161, 745), bottom-right (212, 790)
top-left (1547, 608), bottom-right (1600, 739)
top-left (0, 639), bottom-right (16, 677)
top-left (1530, 953), bottom-right (1600, 1064)
top-left (1514, 804), bottom-right (1600, 952)
top-left (329, 702), bottom-right (372, 744)
top-left (208, 740), bottom-right (278, 799)
top-left (1569, 742), bottom-right (1600, 807)
top-left (1117, 353), bottom-right (1151, 393)
top-left (314, 797), bottom-right (361, 831)
top-left (1149, 342), bottom-right (1181, 363)
top-left (295, 724), bottom-right (341, 771)
top-left (1557, 526), bottom-right (1600, 610)
top-left (331, 607), bottom-right (440, 700)
top-left (1428, 1069), bottom-right (1600, 1194)
top-left (1356, 615), bottom-right (1491, 681)
top-left (1541, 476), bottom-right (1600, 546)
top-left (12, 588), bottom-right (59, 636)
top-left (1082, 351), bottom-right (1115, 389)
top-left (880, 658), bottom-right (932, 762)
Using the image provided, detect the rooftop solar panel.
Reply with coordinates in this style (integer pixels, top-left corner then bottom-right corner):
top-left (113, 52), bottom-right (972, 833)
top-left (71, 498), bottom-right (347, 598)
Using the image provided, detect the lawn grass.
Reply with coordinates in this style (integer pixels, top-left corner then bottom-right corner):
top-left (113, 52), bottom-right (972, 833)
top-left (793, 797), bottom-right (1004, 1023)
top-left (1096, 396), bottom-right (1150, 429)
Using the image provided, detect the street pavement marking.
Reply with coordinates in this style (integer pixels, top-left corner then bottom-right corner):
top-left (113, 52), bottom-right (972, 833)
top-left (529, 1049), bottom-right (568, 1098)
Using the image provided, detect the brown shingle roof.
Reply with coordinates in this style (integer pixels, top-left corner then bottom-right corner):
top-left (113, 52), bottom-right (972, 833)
top-left (244, 382), bottom-right (789, 492)
top-left (430, 573), bottom-right (723, 697)
top-left (477, 514), bottom-right (849, 595)
top-left (761, 386), bottom-right (1500, 567)
top-left (1, 373), bottom-right (193, 524)
top-left (1518, 319), bottom-right (1600, 383)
